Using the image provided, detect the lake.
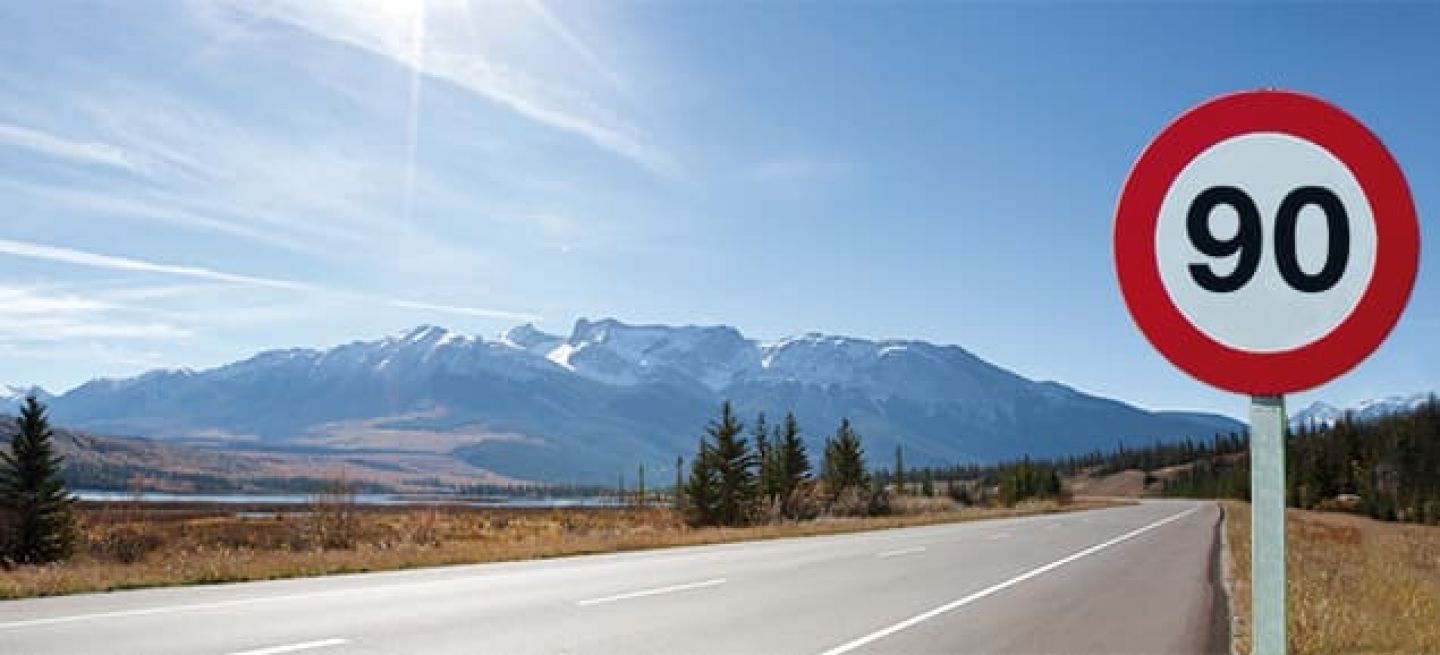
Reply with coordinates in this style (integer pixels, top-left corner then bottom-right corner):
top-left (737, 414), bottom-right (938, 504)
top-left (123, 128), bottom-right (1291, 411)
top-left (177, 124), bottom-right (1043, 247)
top-left (72, 489), bottom-right (624, 508)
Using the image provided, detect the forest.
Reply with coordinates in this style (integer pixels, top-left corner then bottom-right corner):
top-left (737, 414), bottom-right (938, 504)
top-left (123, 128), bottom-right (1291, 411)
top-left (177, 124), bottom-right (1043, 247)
top-left (904, 398), bottom-right (1440, 524)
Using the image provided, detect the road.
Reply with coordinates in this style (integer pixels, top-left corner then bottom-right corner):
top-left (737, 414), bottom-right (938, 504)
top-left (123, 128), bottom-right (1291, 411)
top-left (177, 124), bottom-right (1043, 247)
top-left (1, 501), bottom-right (1227, 654)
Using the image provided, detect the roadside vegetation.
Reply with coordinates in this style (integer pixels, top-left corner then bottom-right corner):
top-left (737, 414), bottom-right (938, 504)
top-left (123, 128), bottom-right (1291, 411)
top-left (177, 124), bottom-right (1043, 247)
top-left (1169, 398), bottom-right (1440, 524)
top-left (1224, 501), bottom-right (1440, 654)
top-left (679, 402), bottom-right (1069, 528)
top-left (1, 397), bottom-right (1111, 600)
top-left (931, 397), bottom-right (1439, 526)
top-left (0, 495), bottom-right (1107, 600)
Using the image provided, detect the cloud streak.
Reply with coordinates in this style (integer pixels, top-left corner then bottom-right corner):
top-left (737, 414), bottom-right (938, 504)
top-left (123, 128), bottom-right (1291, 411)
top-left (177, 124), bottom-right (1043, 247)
top-left (224, 1), bottom-right (678, 178)
top-left (0, 285), bottom-right (191, 342)
top-left (0, 121), bottom-right (143, 173)
top-left (0, 238), bottom-right (539, 322)
top-left (523, 0), bottom-right (625, 90)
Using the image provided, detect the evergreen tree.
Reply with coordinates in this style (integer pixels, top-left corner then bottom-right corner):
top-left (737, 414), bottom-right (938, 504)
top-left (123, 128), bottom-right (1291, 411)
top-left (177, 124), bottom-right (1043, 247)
top-left (685, 438), bottom-right (718, 525)
top-left (822, 418), bottom-right (869, 496)
top-left (753, 412), bottom-right (781, 502)
top-left (637, 463), bottom-right (646, 508)
top-left (1, 396), bottom-right (76, 566)
top-left (777, 412), bottom-right (811, 496)
top-left (893, 443), bottom-right (906, 495)
top-left (709, 402), bottom-right (757, 526)
top-left (922, 468), bottom-right (935, 497)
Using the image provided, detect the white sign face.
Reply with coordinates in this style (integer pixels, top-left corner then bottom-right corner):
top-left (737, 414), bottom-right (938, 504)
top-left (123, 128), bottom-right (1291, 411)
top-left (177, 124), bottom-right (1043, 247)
top-left (1154, 132), bottom-right (1378, 353)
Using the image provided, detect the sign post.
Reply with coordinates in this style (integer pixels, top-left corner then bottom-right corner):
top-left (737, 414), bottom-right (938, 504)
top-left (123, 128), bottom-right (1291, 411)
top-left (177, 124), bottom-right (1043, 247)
top-left (1114, 90), bottom-right (1419, 654)
top-left (1249, 395), bottom-right (1286, 655)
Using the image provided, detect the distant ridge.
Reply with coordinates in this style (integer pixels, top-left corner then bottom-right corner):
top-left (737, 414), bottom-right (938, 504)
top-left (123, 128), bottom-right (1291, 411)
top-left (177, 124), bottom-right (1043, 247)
top-left (28, 318), bottom-right (1244, 484)
top-left (1290, 392), bottom-right (1437, 430)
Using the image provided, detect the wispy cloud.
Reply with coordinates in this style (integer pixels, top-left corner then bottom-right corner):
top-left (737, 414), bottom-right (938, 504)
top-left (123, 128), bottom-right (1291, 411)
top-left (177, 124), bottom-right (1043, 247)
top-left (0, 238), bottom-right (308, 290)
top-left (523, 0), bottom-right (625, 90)
top-left (0, 285), bottom-right (191, 342)
top-left (222, 1), bottom-right (678, 178)
top-left (3, 83), bottom-right (480, 266)
top-left (0, 121), bottom-right (143, 173)
top-left (0, 178), bottom-right (322, 256)
top-left (0, 237), bottom-right (539, 322)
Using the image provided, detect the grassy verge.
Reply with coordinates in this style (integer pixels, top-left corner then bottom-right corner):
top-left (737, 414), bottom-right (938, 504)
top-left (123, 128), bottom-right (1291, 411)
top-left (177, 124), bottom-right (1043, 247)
top-left (1223, 501), bottom-right (1440, 654)
top-left (0, 498), bottom-right (1119, 600)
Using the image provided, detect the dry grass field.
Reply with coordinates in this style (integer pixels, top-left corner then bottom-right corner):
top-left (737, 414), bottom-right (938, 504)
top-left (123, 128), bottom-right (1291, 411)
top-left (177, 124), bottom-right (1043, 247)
top-left (1223, 501), bottom-right (1440, 655)
top-left (0, 497), bottom-right (1113, 600)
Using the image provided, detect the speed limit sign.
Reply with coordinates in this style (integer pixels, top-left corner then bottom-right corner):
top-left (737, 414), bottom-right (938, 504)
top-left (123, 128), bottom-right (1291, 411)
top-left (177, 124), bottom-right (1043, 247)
top-left (1115, 90), bottom-right (1419, 395)
top-left (1114, 90), bottom-right (1419, 655)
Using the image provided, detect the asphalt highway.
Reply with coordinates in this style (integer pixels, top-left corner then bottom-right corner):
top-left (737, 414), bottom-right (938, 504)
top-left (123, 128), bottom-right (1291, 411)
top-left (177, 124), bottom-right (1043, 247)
top-left (0, 500), bottom-right (1227, 654)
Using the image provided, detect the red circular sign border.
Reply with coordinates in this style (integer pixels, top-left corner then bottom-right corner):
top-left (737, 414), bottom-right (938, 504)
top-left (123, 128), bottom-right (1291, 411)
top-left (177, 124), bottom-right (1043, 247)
top-left (1114, 90), bottom-right (1419, 395)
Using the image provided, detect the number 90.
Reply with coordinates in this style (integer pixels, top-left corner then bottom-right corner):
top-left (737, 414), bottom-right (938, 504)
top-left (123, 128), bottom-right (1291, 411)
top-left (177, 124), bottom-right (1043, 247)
top-left (1187, 185), bottom-right (1350, 294)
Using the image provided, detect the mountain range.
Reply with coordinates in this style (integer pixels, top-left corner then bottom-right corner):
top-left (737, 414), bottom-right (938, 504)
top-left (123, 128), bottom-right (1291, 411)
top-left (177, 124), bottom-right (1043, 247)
top-left (14, 319), bottom-right (1247, 487)
top-left (1289, 392), bottom-right (1437, 430)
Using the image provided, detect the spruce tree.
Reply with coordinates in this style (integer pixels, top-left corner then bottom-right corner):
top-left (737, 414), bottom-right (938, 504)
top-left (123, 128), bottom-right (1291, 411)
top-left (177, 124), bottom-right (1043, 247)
top-left (709, 402), bottom-right (757, 526)
top-left (685, 438), bottom-right (718, 525)
top-left (753, 412), bottom-right (779, 502)
top-left (637, 464), bottom-right (646, 508)
top-left (1, 396), bottom-right (76, 566)
top-left (822, 418), bottom-right (869, 496)
top-left (777, 412), bottom-right (811, 496)
top-left (893, 444), bottom-right (906, 496)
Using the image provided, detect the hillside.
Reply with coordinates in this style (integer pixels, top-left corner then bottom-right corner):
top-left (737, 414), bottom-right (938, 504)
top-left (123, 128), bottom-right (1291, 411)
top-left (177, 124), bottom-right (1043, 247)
top-left (0, 419), bottom-right (520, 494)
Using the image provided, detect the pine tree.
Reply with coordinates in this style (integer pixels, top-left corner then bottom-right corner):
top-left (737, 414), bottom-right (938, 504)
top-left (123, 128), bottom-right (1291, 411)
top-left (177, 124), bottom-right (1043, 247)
top-left (709, 402), bottom-right (757, 526)
top-left (1, 396), bottom-right (76, 566)
top-left (773, 412), bottom-right (812, 519)
top-left (753, 412), bottom-right (780, 502)
top-left (893, 443), bottom-right (906, 496)
top-left (822, 418), bottom-right (869, 496)
top-left (685, 438), bottom-right (718, 525)
top-left (777, 412), bottom-right (811, 496)
top-left (637, 463), bottom-right (646, 508)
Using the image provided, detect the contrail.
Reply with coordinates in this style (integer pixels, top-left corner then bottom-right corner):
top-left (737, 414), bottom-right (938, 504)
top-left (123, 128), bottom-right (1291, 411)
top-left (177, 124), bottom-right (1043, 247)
top-left (0, 237), bottom-right (538, 322)
top-left (524, 0), bottom-right (625, 90)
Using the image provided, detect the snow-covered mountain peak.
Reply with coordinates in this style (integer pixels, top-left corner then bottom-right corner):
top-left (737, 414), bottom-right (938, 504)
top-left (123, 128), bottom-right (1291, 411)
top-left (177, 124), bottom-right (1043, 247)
top-left (1291, 392), bottom-right (1436, 429)
top-left (498, 323), bottom-right (562, 353)
top-left (551, 318), bottom-right (757, 388)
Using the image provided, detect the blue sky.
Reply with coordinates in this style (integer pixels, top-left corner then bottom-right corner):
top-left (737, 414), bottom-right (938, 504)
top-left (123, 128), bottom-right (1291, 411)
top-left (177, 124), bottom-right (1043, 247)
top-left (0, 2), bottom-right (1436, 418)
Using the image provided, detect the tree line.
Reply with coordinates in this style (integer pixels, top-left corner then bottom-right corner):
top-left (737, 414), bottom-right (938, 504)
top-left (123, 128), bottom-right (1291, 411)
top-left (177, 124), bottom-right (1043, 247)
top-left (1158, 400), bottom-right (1440, 523)
top-left (680, 402), bottom-right (879, 526)
top-left (677, 402), bottom-right (1079, 527)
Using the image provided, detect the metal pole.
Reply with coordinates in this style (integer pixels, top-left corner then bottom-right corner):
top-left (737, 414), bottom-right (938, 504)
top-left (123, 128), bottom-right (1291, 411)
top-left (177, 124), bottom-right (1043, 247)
top-left (1250, 394), bottom-right (1287, 654)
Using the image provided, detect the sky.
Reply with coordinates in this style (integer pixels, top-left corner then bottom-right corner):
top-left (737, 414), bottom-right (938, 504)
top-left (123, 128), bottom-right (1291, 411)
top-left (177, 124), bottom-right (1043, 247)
top-left (0, 1), bottom-right (1437, 418)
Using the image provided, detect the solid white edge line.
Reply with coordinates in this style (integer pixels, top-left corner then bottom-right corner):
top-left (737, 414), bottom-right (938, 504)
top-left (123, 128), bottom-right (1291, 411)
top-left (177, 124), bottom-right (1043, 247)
top-left (227, 638), bottom-right (350, 655)
top-left (576, 578), bottom-right (727, 606)
top-left (876, 546), bottom-right (927, 559)
top-left (816, 507), bottom-right (1200, 655)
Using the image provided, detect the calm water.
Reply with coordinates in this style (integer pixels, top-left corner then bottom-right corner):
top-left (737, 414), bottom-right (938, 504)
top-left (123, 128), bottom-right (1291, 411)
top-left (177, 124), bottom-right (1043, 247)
top-left (73, 489), bottom-right (623, 508)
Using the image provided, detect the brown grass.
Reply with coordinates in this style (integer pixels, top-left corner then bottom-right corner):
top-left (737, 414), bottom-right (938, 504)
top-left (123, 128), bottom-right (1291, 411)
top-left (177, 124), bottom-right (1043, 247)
top-left (0, 498), bottom-right (1119, 600)
top-left (1223, 501), bottom-right (1440, 655)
